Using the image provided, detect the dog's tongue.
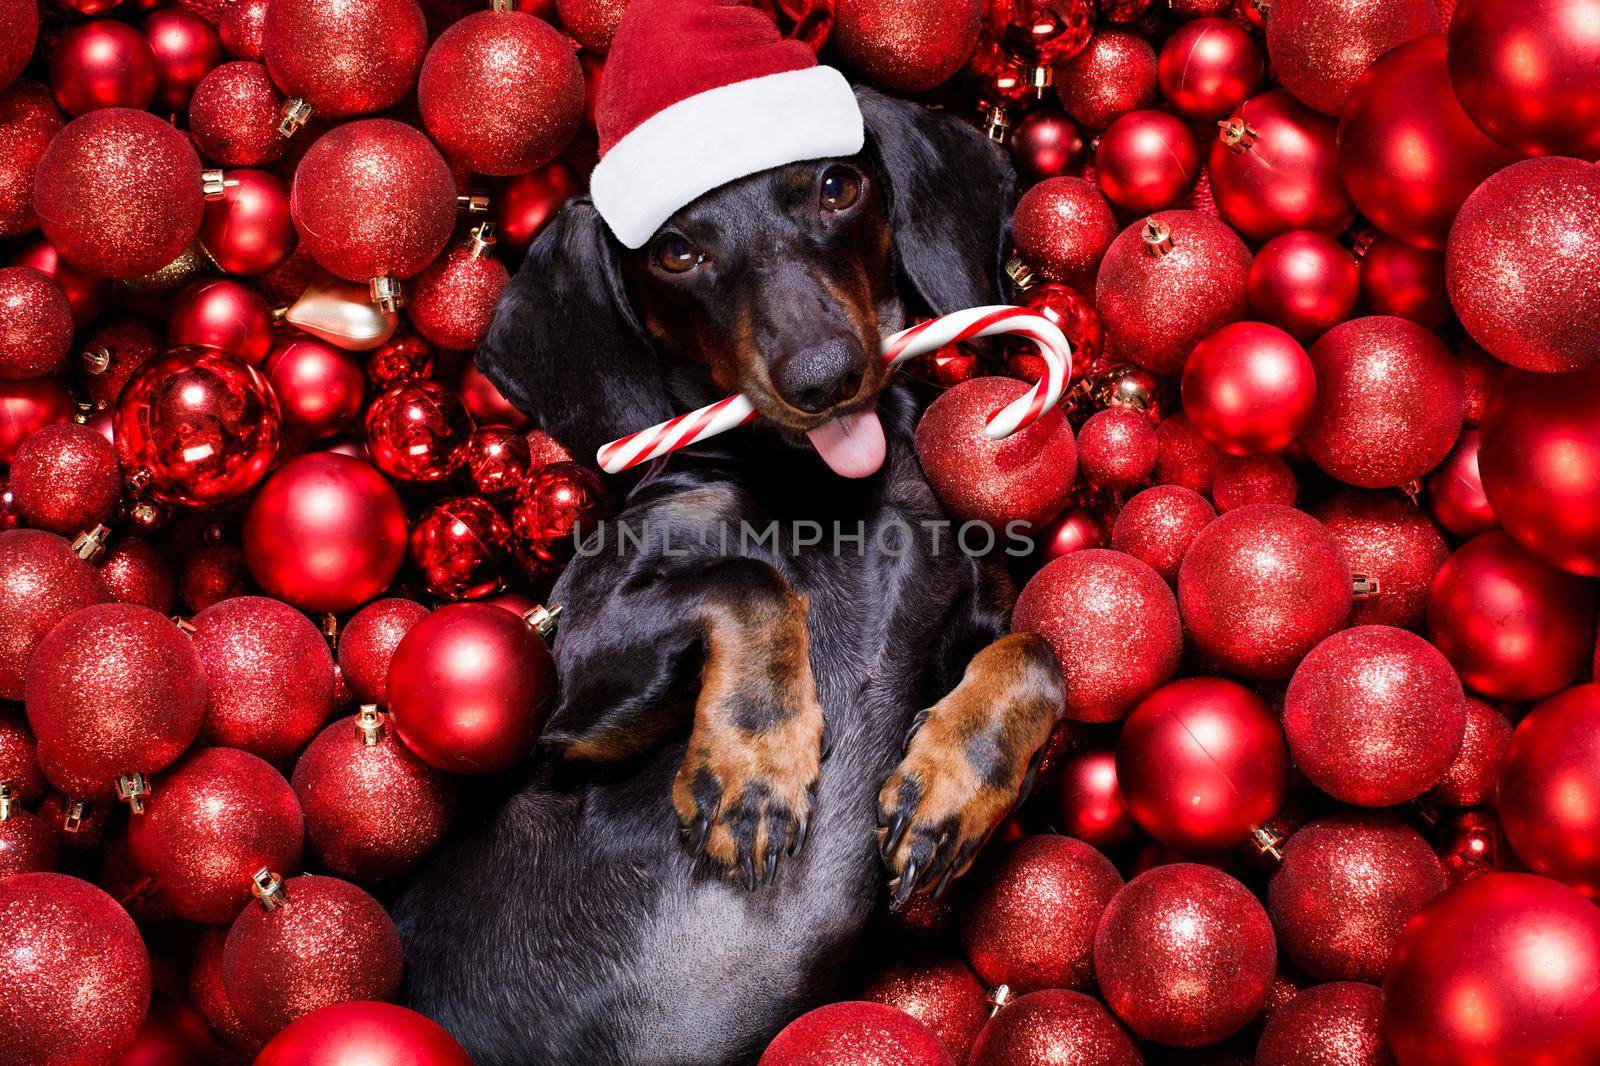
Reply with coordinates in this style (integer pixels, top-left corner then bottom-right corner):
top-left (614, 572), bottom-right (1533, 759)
top-left (805, 409), bottom-right (886, 478)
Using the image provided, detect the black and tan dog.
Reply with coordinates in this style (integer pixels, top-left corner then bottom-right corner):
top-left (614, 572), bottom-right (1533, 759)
top-left (394, 88), bottom-right (1065, 1064)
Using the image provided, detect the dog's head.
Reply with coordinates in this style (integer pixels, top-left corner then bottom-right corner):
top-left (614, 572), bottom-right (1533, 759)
top-left (476, 89), bottom-right (1016, 478)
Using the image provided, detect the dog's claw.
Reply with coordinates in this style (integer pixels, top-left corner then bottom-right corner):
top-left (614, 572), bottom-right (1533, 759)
top-left (789, 814), bottom-right (809, 857)
top-left (763, 842), bottom-right (782, 886)
top-left (689, 815), bottom-right (710, 855)
top-left (892, 859), bottom-right (921, 908)
top-left (881, 808), bottom-right (910, 862)
top-left (933, 865), bottom-right (956, 901)
top-left (739, 851), bottom-right (757, 890)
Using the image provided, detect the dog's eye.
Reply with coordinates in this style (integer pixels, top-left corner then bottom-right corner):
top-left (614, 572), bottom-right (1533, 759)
top-left (652, 234), bottom-right (704, 274)
top-left (820, 167), bottom-right (862, 212)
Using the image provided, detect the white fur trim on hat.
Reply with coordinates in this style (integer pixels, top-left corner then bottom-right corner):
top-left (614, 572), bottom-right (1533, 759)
top-left (590, 65), bottom-right (866, 249)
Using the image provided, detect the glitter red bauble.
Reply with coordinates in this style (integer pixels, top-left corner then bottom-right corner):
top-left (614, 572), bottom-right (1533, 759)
top-left (1157, 17), bottom-right (1263, 121)
top-left (48, 20), bottom-right (158, 116)
top-left (364, 380), bottom-right (473, 484)
top-left (1095, 210), bottom-right (1250, 376)
top-left (494, 161), bottom-right (579, 257)
top-left (862, 957), bottom-right (986, 1061)
top-left (220, 0), bottom-right (270, 58)
top-left (255, 1001), bottom-right (473, 1065)
top-left (387, 603), bottom-right (556, 774)
top-left (179, 539), bottom-right (252, 613)
top-left (1117, 677), bottom-right (1288, 851)
top-left (198, 168), bottom-right (294, 276)
top-left (290, 119), bottom-right (457, 283)
top-left (1109, 485), bottom-right (1214, 584)
top-left (0, 81), bottom-right (62, 239)
top-left (33, 108), bottom-right (204, 279)
top-left (1012, 177), bottom-right (1115, 288)
top-left (1181, 322), bottom-right (1315, 456)
top-left (967, 989), bottom-right (1140, 1066)
top-left (1424, 696), bottom-right (1510, 808)
top-left (114, 346), bottom-right (282, 506)
top-left (1208, 90), bottom-right (1353, 242)
top-left (1178, 504), bottom-right (1350, 678)
top-left (1447, 158), bottom-right (1600, 374)
top-left (0, 807), bottom-right (56, 879)
top-left (1498, 685), bottom-right (1600, 897)
top-left (1427, 428), bottom-right (1496, 537)
top-left (1075, 408), bottom-right (1156, 493)
top-left (1155, 412), bottom-right (1219, 494)
top-left (0, 266), bottom-right (71, 380)
top-left (1008, 109), bottom-right (1086, 182)
top-left (759, 1000), bottom-right (953, 1066)
top-left (144, 7), bottom-right (224, 109)
top-left (187, 62), bottom-right (289, 167)
top-left (80, 317), bottom-right (160, 411)
top-left (1094, 110), bottom-right (1198, 212)
top-left (1427, 532), bottom-right (1597, 701)
top-left (1247, 231), bottom-right (1358, 343)
top-left (555, 0), bottom-right (632, 52)
top-left (11, 236), bottom-right (109, 328)
top-left (9, 423), bottom-right (121, 536)
top-left (0, 529), bottom-right (108, 701)
top-left (406, 241), bottom-right (511, 350)
top-left (0, 873), bottom-right (150, 1064)
top-left (1093, 863), bottom-right (1275, 1046)
top-left (1314, 489), bottom-right (1450, 630)
top-left (1256, 982), bottom-right (1390, 1066)
top-left (959, 835), bottom-right (1122, 993)
top-left (409, 497), bottom-right (510, 601)
top-left (830, 0), bottom-right (979, 92)
top-left (263, 0), bottom-right (427, 117)
top-left (1384, 873), bottom-right (1600, 1066)
top-left (169, 279), bottom-right (276, 365)
top-left (1359, 235), bottom-right (1448, 329)
top-left (1478, 362), bottom-right (1600, 576)
top-left (0, 0), bottom-right (37, 93)
top-left (1054, 28), bottom-right (1157, 129)
top-left (1014, 549), bottom-right (1181, 722)
top-left (339, 597), bottom-right (430, 706)
top-left (1266, 0), bottom-right (1439, 115)
top-left (98, 536), bottom-right (175, 614)
top-left (1211, 453), bottom-right (1298, 511)
top-left (243, 453), bottom-right (408, 614)
top-left (187, 926), bottom-right (262, 1054)
top-left (418, 10), bottom-right (583, 176)
top-left (223, 873), bottom-right (403, 1039)
top-left (263, 336), bottom-right (366, 440)
top-left (128, 747), bottom-right (303, 922)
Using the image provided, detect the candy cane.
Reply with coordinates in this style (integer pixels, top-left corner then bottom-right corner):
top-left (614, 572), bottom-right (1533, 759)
top-left (596, 305), bottom-right (1072, 474)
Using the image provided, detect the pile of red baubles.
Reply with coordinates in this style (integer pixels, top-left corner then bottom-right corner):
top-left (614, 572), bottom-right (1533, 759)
top-left (3, 0), bottom-right (1600, 1062)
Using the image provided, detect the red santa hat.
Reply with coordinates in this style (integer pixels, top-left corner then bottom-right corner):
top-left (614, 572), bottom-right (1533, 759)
top-left (589, 0), bottom-right (865, 249)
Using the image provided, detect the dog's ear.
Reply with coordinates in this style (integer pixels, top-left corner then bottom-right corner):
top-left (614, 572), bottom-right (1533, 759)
top-left (856, 87), bottom-right (1018, 314)
top-left (475, 199), bottom-right (673, 466)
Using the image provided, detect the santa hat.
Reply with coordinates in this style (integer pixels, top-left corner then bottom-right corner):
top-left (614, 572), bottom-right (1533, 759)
top-left (589, 0), bottom-right (865, 249)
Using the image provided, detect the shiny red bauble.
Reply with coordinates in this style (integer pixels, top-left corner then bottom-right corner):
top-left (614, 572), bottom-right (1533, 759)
top-left (0, 529), bottom-right (107, 701)
top-left (365, 332), bottom-right (433, 389)
top-left (862, 958), bottom-right (986, 1062)
top-left (223, 873), bottom-right (403, 1039)
top-left (291, 119), bottom-right (457, 283)
top-left (967, 989), bottom-right (1140, 1066)
top-left (1000, 0), bottom-right (1095, 67)
top-left (114, 346), bottom-right (281, 506)
top-left (830, 0), bottom-right (979, 92)
top-left (11, 236), bottom-right (108, 328)
top-left (1267, 0), bottom-right (1439, 115)
top-left (9, 423), bottom-right (120, 538)
top-left (169, 279), bottom-right (276, 365)
top-left (1181, 322), bottom-right (1315, 456)
top-left (1093, 863), bottom-right (1275, 1046)
top-left (0, 266), bottom-right (70, 380)
top-left (128, 747), bottom-right (303, 922)
top-left (1054, 28), bottom-right (1158, 129)
top-left (338, 597), bottom-right (430, 706)
top-left (1008, 109), bottom-right (1086, 182)
top-left (143, 7), bottom-right (224, 109)
top-left (1014, 549), bottom-right (1182, 722)
top-left (0, 873), bottom-right (150, 1064)
top-left (263, 0), bottom-right (428, 117)
top-left (0, 377), bottom-right (73, 465)
top-left (0, 81), bottom-right (62, 240)
top-left (263, 336), bottom-right (365, 440)
top-left (406, 239), bottom-right (511, 350)
top-left (1094, 110), bottom-right (1198, 212)
top-left (1359, 235), bottom-right (1449, 329)
top-left (1479, 363), bottom-right (1600, 576)
top-left (458, 361), bottom-right (529, 429)
top-left (1051, 750), bottom-right (1136, 851)
top-left (364, 380), bottom-right (473, 484)
top-left (506, 459), bottom-right (600, 575)
top-left (494, 161), bottom-right (579, 257)
top-left (1014, 282), bottom-right (1105, 377)
top-left (1314, 489), bottom-right (1450, 630)
top-left (387, 603), bottom-right (556, 774)
top-left (1498, 685), bottom-right (1600, 897)
top-left (1117, 677), bottom-right (1288, 851)
top-left (187, 61), bottom-right (289, 167)
top-left (1429, 429), bottom-right (1497, 537)
top-left (1384, 874), bottom-right (1600, 1066)
top-left (1109, 484), bottom-right (1214, 584)
top-left (255, 1001), bottom-right (473, 1065)
top-left (1208, 90), bottom-right (1353, 242)
top-left (1034, 508), bottom-right (1104, 560)
top-left (198, 168), bottom-right (294, 276)
top-left (1012, 177), bottom-right (1115, 288)
top-left (1157, 17), bottom-right (1263, 120)
top-left (1448, 0), bottom-right (1600, 159)
top-left (465, 426), bottom-right (532, 499)
top-left (1256, 982), bottom-right (1388, 1066)
top-left (114, 994), bottom-right (219, 1066)
top-left (1427, 532), bottom-right (1597, 701)
top-left (1095, 210), bottom-right (1251, 376)
top-left (1246, 231), bottom-right (1358, 343)
top-left (33, 108), bottom-right (203, 279)
top-left (49, 20), bottom-right (158, 116)
top-left (760, 1000), bottom-right (953, 1066)
top-left (409, 497), bottom-right (510, 601)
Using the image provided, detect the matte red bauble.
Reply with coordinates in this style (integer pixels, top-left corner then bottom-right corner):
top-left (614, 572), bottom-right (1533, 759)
top-left (1427, 429), bottom-right (1496, 537)
top-left (187, 61), bottom-right (289, 167)
top-left (387, 603), bottom-right (556, 774)
top-left (1384, 874), bottom-right (1600, 1066)
top-left (1447, 0), bottom-right (1600, 159)
top-left (255, 1001), bottom-right (473, 1065)
top-left (1314, 489), bottom-right (1450, 630)
top-left (1478, 363), bottom-right (1600, 575)
top-left (1208, 90), bottom-right (1353, 242)
top-left (49, 20), bottom-right (158, 116)
top-left (263, 336), bottom-right (365, 440)
top-left (862, 957), bottom-right (986, 1061)
top-left (1498, 685), bottom-right (1600, 897)
top-left (0, 873), bottom-right (150, 1064)
top-left (0, 376), bottom-right (72, 464)
top-left (1157, 17), bottom-right (1263, 121)
top-left (243, 453), bottom-right (408, 614)
top-left (1053, 28), bottom-right (1157, 130)
top-left (1109, 485), bottom-right (1214, 584)
top-left (494, 161), bottom-right (579, 257)
top-left (1117, 677), bottom-right (1288, 851)
top-left (0, 529), bottom-right (108, 700)
top-left (1014, 549), bottom-right (1181, 722)
top-left (1247, 231), bottom-right (1358, 343)
top-left (406, 236), bottom-right (511, 350)
top-left (10, 236), bottom-right (109, 328)
top-left (9, 423), bottom-right (121, 537)
top-left (1427, 532), bottom-right (1597, 701)
top-left (1095, 110), bottom-right (1198, 213)
top-left (409, 497), bottom-right (510, 601)
top-left (1256, 982), bottom-right (1389, 1066)
top-left (199, 168), bottom-right (294, 276)
top-left (1154, 413), bottom-right (1218, 494)
top-left (364, 380), bottom-right (473, 484)
top-left (1012, 177), bottom-right (1115, 287)
top-left (339, 597), bottom-right (430, 706)
top-left (1359, 236), bottom-right (1449, 329)
top-left (1095, 210), bottom-right (1251, 376)
top-left (830, 0), bottom-right (979, 92)
top-left (144, 8), bottom-right (224, 109)
top-left (1093, 864), bottom-right (1274, 1046)
top-left (0, 266), bottom-right (71, 380)
top-left (114, 346), bottom-right (282, 507)
top-left (169, 279), bottom-right (276, 365)
top-left (760, 1000), bottom-right (953, 1066)
top-left (290, 119), bottom-right (456, 283)
top-left (1181, 322), bottom-right (1314, 456)
top-left (33, 108), bottom-right (203, 279)
top-left (1266, 0), bottom-right (1439, 115)
top-left (1447, 158), bottom-right (1600, 373)
top-left (0, 81), bottom-right (62, 239)
top-left (263, 0), bottom-right (427, 118)
top-left (967, 989), bottom-right (1140, 1066)
top-left (1008, 109), bottom-right (1086, 182)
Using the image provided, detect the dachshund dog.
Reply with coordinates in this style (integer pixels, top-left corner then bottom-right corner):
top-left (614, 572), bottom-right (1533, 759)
top-left (394, 88), bottom-right (1064, 1065)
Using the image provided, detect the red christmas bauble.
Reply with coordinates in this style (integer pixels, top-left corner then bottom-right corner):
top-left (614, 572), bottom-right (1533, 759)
top-left (187, 61), bottom-right (290, 167)
top-left (1014, 283), bottom-right (1105, 377)
top-left (1095, 209), bottom-right (1251, 376)
top-left (48, 20), bottom-right (158, 116)
top-left (0, 873), bottom-right (150, 1064)
top-left (291, 119), bottom-right (456, 283)
top-left (364, 379), bottom-right (473, 484)
top-left (1000, 0), bottom-right (1095, 66)
top-left (0, 0), bottom-right (37, 93)
top-left (255, 1001), bottom-right (473, 1065)
top-left (0, 806), bottom-right (56, 878)
top-left (0, 81), bottom-right (62, 240)
top-left (1211, 453), bottom-right (1298, 511)
top-left (1313, 489), bottom-right (1450, 630)
top-left (339, 597), bottom-right (430, 706)
top-left (220, 0), bottom-right (270, 58)
top-left (1012, 177), bottom-right (1115, 288)
top-left (1109, 485), bottom-right (1214, 584)
top-left (1447, 158), bottom-right (1600, 374)
top-left (406, 238), bottom-right (511, 350)
top-left (1246, 231), bottom-right (1358, 343)
top-left (263, 0), bottom-right (427, 117)
top-left (1050, 748), bottom-right (1136, 850)
top-left (1034, 508), bottom-right (1105, 560)
top-left (1256, 982), bottom-right (1389, 1066)
top-left (97, 536), bottom-right (175, 614)
top-left (1053, 28), bottom-right (1157, 129)
top-left (223, 873), bottom-right (402, 1038)
top-left (9, 423), bottom-right (121, 536)
top-left (179, 539), bottom-right (252, 613)
top-left (555, 0), bottom-right (631, 52)
top-left (1008, 109), bottom-right (1086, 182)
top-left (1157, 17), bottom-right (1263, 121)
top-left (0, 529), bottom-right (108, 700)
top-left (1384, 874), bottom-right (1600, 1066)
top-left (1479, 362), bottom-right (1600, 575)
top-left (128, 747), bottom-right (303, 922)
top-left (465, 426), bottom-right (531, 499)
top-left (115, 993), bottom-right (219, 1066)
top-left (967, 989), bottom-right (1140, 1066)
top-left (760, 1000), bottom-right (953, 1066)
top-left (198, 168), bottom-right (294, 276)
top-left (862, 957), bottom-right (986, 1062)
top-left (387, 603), bottom-right (556, 774)
top-left (0, 710), bottom-right (45, 803)
top-left (10, 236), bottom-right (109, 328)
top-left (830, 0), bottom-right (979, 92)
top-left (187, 926), bottom-right (262, 1055)
top-left (1154, 412), bottom-right (1219, 494)
top-left (1427, 532), bottom-right (1597, 701)
top-left (0, 266), bottom-right (71, 380)
top-left (494, 161), bottom-right (579, 257)
top-left (1498, 685), bottom-right (1600, 897)
top-left (144, 7), bottom-right (224, 110)
top-left (1426, 695), bottom-right (1511, 807)
top-left (1117, 677), bottom-right (1288, 851)
top-left (1208, 90), bottom-right (1353, 242)
top-left (366, 332), bottom-right (434, 390)
top-left (1075, 408), bottom-right (1156, 492)
top-left (1266, 0), bottom-right (1439, 115)
top-left (1094, 110), bottom-right (1198, 213)
top-left (1359, 235), bottom-right (1449, 329)
top-left (263, 336), bottom-right (366, 440)
top-left (33, 108), bottom-right (203, 279)
top-left (409, 497), bottom-right (510, 601)
top-left (1181, 322), bottom-right (1315, 456)
top-left (1178, 503), bottom-right (1351, 678)
top-left (458, 360), bottom-right (529, 429)
top-left (1093, 864), bottom-right (1275, 1046)
top-left (1427, 428), bottom-right (1496, 537)
top-left (169, 279), bottom-right (276, 365)
top-left (80, 317), bottom-right (160, 412)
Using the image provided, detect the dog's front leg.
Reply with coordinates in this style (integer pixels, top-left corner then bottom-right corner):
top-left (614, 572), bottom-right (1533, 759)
top-left (876, 632), bottom-right (1063, 905)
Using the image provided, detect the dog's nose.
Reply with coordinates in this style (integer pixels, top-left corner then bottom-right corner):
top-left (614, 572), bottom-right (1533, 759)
top-left (771, 339), bottom-right (865, 414)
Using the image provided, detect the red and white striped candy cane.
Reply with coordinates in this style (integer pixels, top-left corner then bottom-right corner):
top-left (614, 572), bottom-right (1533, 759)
top-left (596, 305), bottom-right (1072, 474)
